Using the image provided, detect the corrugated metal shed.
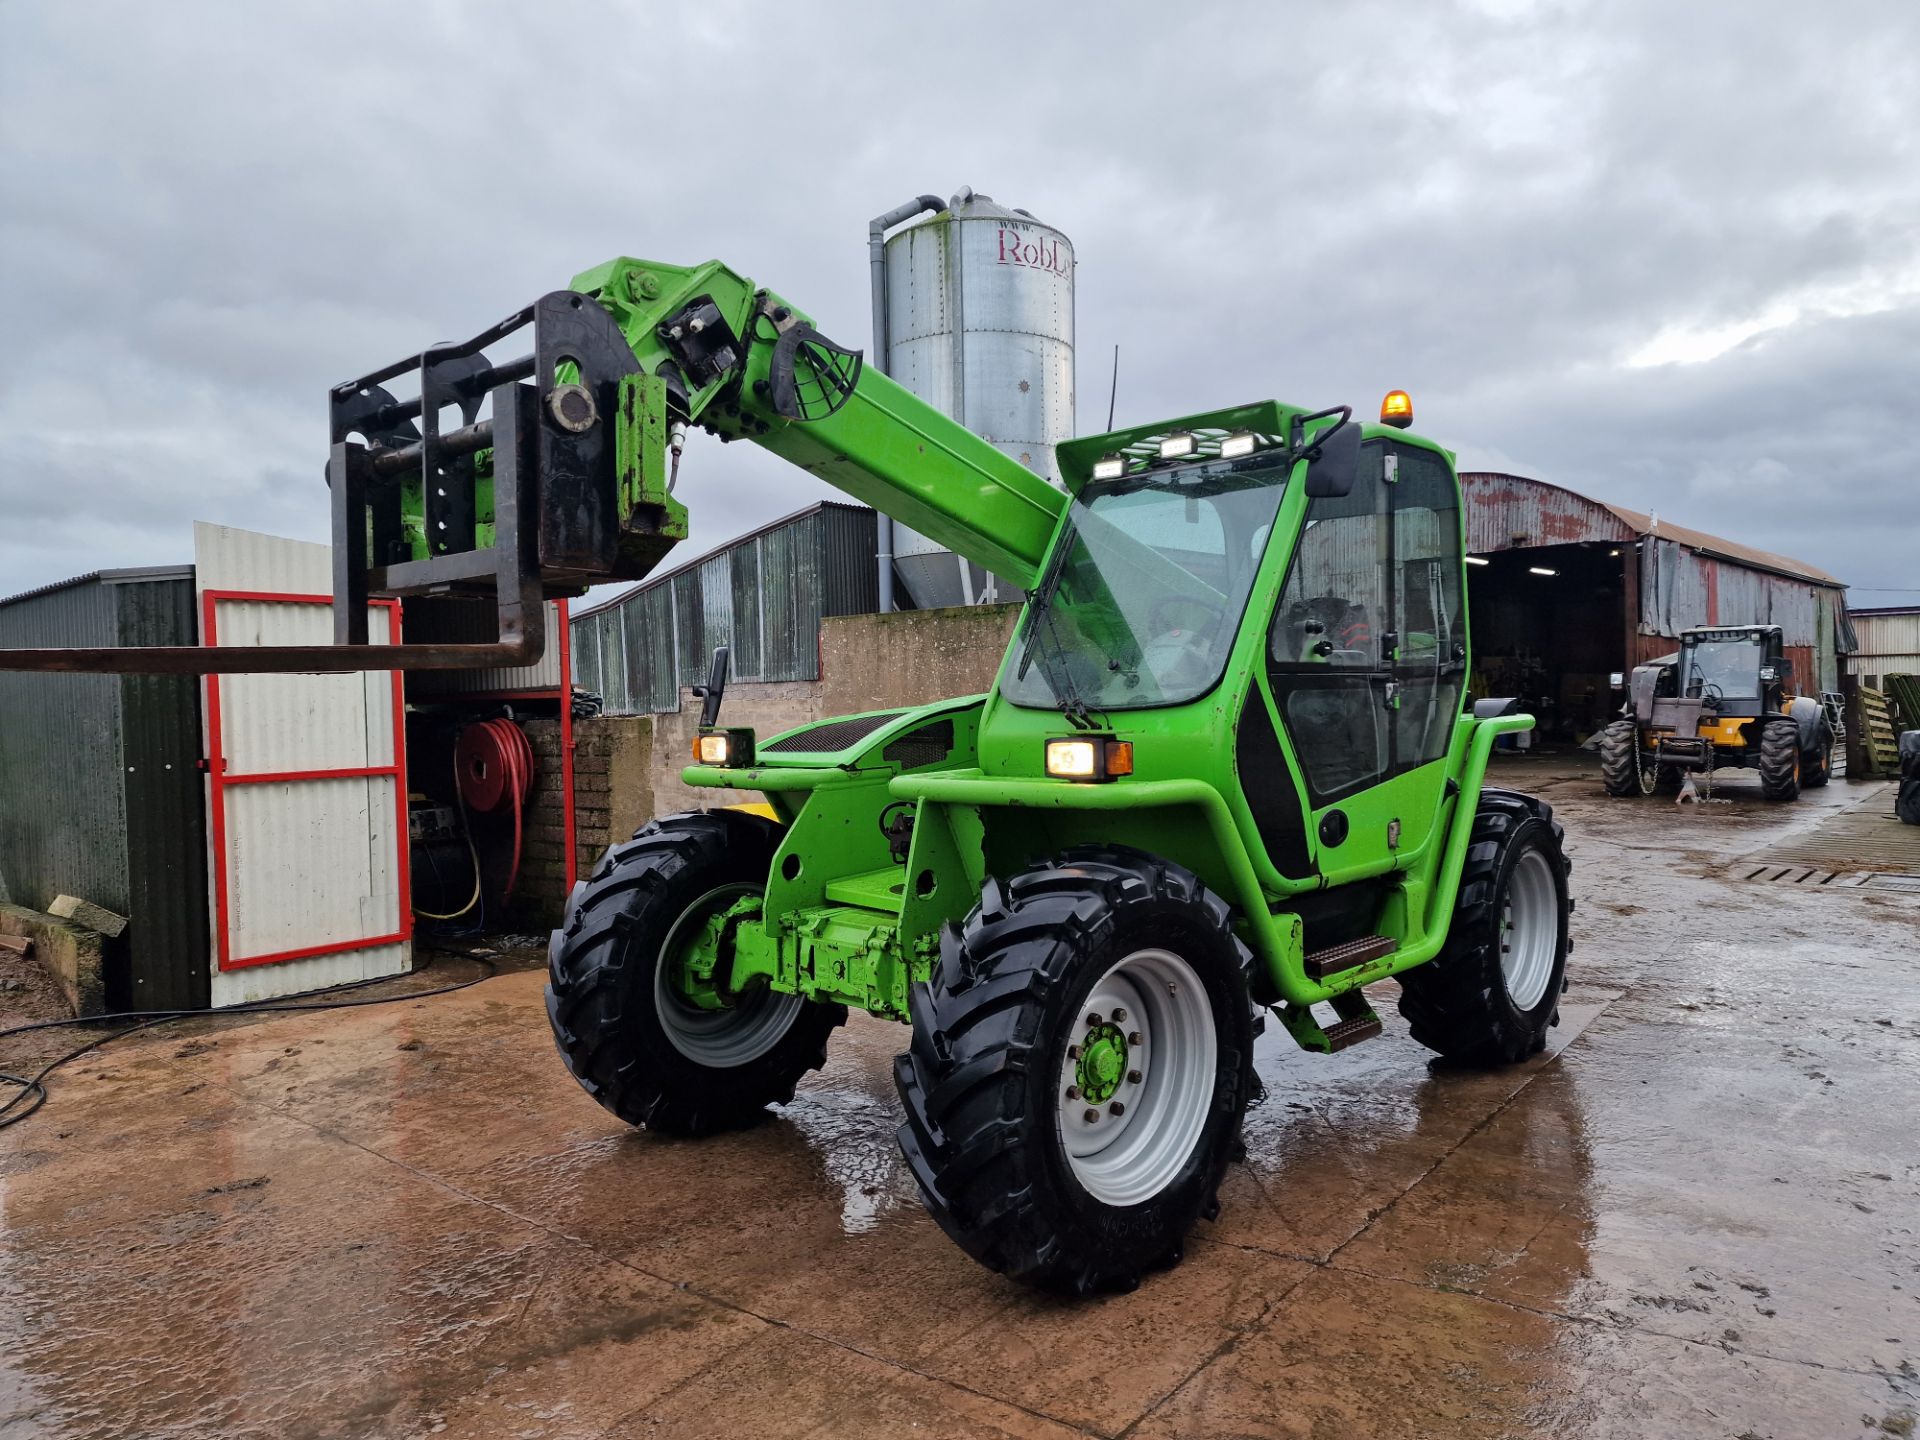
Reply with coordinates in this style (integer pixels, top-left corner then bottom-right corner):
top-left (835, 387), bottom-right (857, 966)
top-left (571, 503), bottom-right (878, 714)
top-left (1848, 606), bottom-right (1920, 687)
top-left (193, 523), bottom-right (409, 1007)
top-left (0, 566), bottom-right (210, 1010)
top-left (1461, 471), bottom-right (1851, 690)
top-left (402, 597), bottom-right (566, 697)
top-left (1461, 472), bottom-right (1841, 585)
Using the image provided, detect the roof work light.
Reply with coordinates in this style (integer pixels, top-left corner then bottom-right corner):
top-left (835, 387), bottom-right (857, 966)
top-left (1380, 390), bottom-right (1414, 428)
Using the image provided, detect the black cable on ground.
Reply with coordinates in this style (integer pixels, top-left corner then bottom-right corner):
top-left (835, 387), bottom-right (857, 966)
top-left (0, 954), bottom-right (498, 1131)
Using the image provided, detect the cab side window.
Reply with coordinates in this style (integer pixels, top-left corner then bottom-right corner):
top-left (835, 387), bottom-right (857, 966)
top-left (1270, 445), bottom-right (1389, 670)
top-left (1267, 443), bottom-right (1391, 804)
top-left (1388, 444), bottom-right (1465, 767)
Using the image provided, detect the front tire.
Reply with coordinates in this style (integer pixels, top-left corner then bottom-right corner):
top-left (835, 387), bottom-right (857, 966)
top-left (1397, 790), bottom-right (1570, 1065)
top-left (894, 848), bottom-right (1256, 1294)
top-left (1757, 718), bottom-right (1801, 802)
top-left (1598, 719), bottom-right (1645, 797)
top-left (545, 811), bottom-right (845, 1136)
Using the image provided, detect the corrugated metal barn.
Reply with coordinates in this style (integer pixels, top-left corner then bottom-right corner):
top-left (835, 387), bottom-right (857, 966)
top-left (570, 502), bottom-right (878, 714)
top-left (1460, 473), bottom-right (1853, 739)
top-left (1848, 606), bottom-right (1920, 690)
top-left (0, 567), bottom-right (210, 1009)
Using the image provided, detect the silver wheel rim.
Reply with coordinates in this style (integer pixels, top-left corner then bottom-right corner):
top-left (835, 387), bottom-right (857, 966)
top-left (1500, 849), bottom-right (1559, 1012)
top-left (1056, 948), bottom-right (1216, 1208)
top-left (653, 883), bottom-right (803, 1067)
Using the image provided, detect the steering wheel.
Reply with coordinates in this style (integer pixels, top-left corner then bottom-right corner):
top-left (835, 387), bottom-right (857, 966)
top-left (1149, 594), bottom-right (1227, 635)
top-left (1701, 681), bottom-right (1724, 712)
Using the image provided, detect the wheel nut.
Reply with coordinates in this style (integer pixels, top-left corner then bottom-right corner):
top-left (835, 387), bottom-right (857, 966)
top-left (1109, 1101), bottom-right (1125, 1117)
top-left (1127, 1069), bottom-right (1142, 1084)
top-left (1083, 1108), bottom-right (1100, 1124)
top-left (1067, 1044), bottom-right (1080, 1060)
top-left (1065, 1085), bottom-right (1080, 1101)
top-left (1128, 1031), bottom-right (1143, 1045)
top-left (1111, 1006), bottom-right (1127, 1023)
top-left (1086, 1012), bottom-right (1103, 1027)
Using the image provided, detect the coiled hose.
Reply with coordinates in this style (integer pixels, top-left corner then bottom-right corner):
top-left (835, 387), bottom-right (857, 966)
top-left (454, 717), bottom-right (536, 903)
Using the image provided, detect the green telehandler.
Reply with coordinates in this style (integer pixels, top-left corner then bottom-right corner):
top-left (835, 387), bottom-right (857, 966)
top-left (0, 254), bottom-right (1572, 1294)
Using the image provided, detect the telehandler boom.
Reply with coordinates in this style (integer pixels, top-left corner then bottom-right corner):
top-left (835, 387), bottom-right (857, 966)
top-left (0, 252), bottom-right (1572, 1293)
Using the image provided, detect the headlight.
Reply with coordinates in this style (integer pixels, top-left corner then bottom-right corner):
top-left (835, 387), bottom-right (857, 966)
top-left (1157, 433), bottom-right (1196, 460)
top-left (1219, 432), bottom-right (1256, 459)
top-left (693, 728), bottom-right (755, 766)
top-left (1091, 454), bottom-right (1126, 481)
top-left (1045, 736), bottom-right (1133, 781)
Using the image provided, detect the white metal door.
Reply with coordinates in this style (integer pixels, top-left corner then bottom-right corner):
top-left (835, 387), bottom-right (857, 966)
top-left (194, 523), bottom-right (411, 1006)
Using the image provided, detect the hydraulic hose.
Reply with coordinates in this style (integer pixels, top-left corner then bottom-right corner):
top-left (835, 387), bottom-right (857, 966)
top-left (454, 717), bottom-right (536, 903)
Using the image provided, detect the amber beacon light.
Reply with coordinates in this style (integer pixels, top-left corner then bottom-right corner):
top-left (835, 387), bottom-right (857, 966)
top-left (1380, 390), bottom-right (1414, 428)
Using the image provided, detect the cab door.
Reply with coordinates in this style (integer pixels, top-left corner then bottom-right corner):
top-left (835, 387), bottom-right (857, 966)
top-left (1381, 444), bottom-right (1467, 859)
top-left (1257, 439), bottom-right (1464, 883)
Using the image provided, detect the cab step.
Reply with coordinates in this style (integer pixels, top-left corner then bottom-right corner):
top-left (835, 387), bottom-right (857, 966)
top-left (1274, 990), bottom-right (1385, 1054)
top-left (1322, 1012), bottom-right (1384, 1051)
top-left (1303, 934), bottom-right (1396, 980)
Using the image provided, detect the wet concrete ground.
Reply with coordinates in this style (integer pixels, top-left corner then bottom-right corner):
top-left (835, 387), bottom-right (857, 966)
top-left (3, 756), bottom-right (1917, 1439)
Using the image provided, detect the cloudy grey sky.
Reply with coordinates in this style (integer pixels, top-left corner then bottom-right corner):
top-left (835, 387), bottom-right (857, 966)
top-left (3, 1), bottom-right (1917, 603)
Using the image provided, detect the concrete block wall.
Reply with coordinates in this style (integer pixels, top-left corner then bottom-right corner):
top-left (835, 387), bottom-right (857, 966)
top-left (819, 603), bottom-right (1020, 716)
top-left (0, 902), bottom-right (105, 1015)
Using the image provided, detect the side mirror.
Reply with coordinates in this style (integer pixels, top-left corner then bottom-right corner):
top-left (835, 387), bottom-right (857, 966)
top-left (1303, 419), bottom-right (1361, 498)
top-left (693, 644), bottom-right (730, 727)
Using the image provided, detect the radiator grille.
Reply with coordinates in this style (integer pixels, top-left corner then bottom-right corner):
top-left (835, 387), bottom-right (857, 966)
top-left (761, 711), bottom-right (906, 755)
top-left (882, 719), bottom-right (954, 770)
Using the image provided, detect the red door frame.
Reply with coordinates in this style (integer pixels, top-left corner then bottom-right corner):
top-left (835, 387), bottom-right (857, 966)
top-left (202, 590), bottom-right (412, 972)
top-left (559, 596), bottom-right (575, 890)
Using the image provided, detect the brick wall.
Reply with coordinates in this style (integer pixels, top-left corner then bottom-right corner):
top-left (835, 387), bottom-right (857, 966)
top-left (516, 713), bottom-right (660, 928)
top-left (518, 718), bottom-right (569, 928)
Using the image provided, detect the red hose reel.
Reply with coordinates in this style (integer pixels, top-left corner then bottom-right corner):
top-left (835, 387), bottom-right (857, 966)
top-left (454, 717), bottom-right (535, 902)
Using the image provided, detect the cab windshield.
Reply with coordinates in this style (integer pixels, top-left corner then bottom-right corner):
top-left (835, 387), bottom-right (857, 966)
top-left (1683, 638), bottom-right (1763, 701)
top-left (1002, 459), bottom-right (1290, 713)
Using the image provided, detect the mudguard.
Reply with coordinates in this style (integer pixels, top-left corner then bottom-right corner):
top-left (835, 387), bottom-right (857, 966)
top-left (1785, 695), bottom-right (1829, 751)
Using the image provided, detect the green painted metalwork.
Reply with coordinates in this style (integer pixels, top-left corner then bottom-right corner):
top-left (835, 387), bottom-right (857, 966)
top-left (381, 251), bottom-right (1556, 1052)
top-left (613, 372), bottom-right (687, 576)
top-left (564, 257), bottom-right (1067, 590)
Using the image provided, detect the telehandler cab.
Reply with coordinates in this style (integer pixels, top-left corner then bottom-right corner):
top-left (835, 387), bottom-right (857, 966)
top-left (0, 253), bottom-right (1572, 1293)
top-left (1599, 624), bottom-right (1834, 801)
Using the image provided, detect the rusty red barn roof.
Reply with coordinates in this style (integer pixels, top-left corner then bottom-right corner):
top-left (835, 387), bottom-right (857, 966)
top-left (1459, 472), bottom-right (1843, 588)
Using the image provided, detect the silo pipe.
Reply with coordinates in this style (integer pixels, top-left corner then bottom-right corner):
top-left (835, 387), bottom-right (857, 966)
top-left (869, 194), bottom-right (947, 612)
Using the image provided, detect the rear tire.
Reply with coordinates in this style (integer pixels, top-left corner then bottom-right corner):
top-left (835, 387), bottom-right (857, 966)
top-left (1801, 731), bottom-right (1833, 789)
top-left (1397, 790), bottom-right (1570, 1065)
top-left (1757, 719), bottom-right (1801, 802)
top-left (545, 811), bottom-right (845, 1136)
top-left (894, 847), bottom-right (1256, 1294)
top-left (1598, 719), bottom-right (1644, 797)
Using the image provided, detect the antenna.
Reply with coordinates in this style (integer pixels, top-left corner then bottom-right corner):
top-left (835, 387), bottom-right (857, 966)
top-left (1105, 344), bottom-right (1119, 431)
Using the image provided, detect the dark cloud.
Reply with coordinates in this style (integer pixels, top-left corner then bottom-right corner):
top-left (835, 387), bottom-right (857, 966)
top-left (3, 0), bottom-right (1916, 600)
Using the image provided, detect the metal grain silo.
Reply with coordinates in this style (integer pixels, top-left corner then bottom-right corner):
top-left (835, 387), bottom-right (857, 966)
top-left (874, 188), bottom-right (1074, 609)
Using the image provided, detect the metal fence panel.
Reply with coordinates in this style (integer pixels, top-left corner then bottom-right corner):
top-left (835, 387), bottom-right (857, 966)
top-left (730, 538), bottom-right (763, 680)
